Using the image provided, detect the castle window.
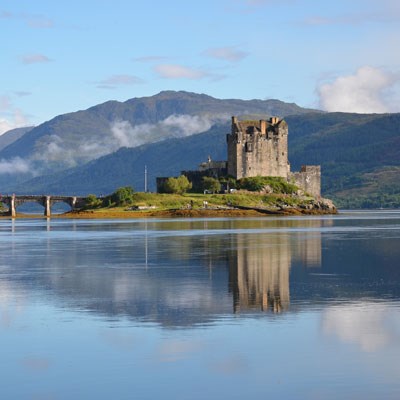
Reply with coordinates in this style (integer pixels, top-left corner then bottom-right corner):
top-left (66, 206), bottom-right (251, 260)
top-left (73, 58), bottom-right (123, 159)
top-left (245, 142), bottom-right (253, 152)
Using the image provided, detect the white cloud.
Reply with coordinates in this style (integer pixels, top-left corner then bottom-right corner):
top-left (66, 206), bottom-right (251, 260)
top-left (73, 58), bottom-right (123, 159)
top-left (154, 64), bottom-right (208, 80)
top-left (132, 55), bottom-right (168, 63)
top-left (162, 114), bottom-right (219, 135)
top-left (0, 157), bottom-right (31, 174)
top-left (204, 46), bottom-right (249, 62)
top-left (20, 53), bottom-right (51, 65)
top-left (317, 66), bottom-right (400, 113)
top-left (23, 13), bottom-right (54, 29)
top-left (21, 114), bottom-right (223, 171)
top-left (0, 95), bottom-right (30, 135)
top-left (95, 74), bottom-right (144, 89)
top-left (13, 91), bottom-right (32, 97)
top-left (110, 114), bottom-right (224, 149)
top-left (303, 0), bottom-right (400, 26)
top-left (0, 10), bottom-right (54, 28)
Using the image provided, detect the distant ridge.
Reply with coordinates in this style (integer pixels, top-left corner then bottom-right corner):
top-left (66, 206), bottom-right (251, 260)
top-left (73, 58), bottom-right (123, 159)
top-left (0, 126), bottom-right (34, 151)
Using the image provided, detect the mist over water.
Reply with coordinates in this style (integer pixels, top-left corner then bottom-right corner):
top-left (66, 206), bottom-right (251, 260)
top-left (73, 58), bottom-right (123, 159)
top-left (0, 211), bottom-right (399, 399)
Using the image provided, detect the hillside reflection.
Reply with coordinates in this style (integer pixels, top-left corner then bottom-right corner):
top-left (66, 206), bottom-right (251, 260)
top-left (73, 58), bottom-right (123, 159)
top-left (3, 213), bottom-right (400, 327)
top-left (0, 218), bottom-right (331, 327)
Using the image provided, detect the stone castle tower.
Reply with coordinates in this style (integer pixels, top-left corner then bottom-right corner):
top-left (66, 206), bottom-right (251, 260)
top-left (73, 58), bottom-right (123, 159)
top-left (227, 116), bottom-right (290, 179)
top-left (227, 116), bottom-right (321, 197)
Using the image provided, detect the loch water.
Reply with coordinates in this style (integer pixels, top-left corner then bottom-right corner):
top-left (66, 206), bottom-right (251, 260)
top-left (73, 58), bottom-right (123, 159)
top-left (0, 211), bottom-right (399, 399)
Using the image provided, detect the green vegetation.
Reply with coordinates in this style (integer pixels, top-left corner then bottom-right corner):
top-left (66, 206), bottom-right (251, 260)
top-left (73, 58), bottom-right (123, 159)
top-left (237, 176), bottom-right (298, 194)
top-left (161, 175), bottom-right (192, 194)
top-left (107, 186), bottom-right (135, 206)
top-left (202, 176), bottom-right (221, 193)
top-left (85, 194), bottom-right (103, 208)
top-left (82, 189), bottom-right (314, 213)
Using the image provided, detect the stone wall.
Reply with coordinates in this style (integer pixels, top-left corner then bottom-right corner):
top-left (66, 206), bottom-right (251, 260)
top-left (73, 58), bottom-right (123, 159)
top-left (227, 116), bottom-right (290, 179)
top-left (290, 165), bottom-right (321, 198)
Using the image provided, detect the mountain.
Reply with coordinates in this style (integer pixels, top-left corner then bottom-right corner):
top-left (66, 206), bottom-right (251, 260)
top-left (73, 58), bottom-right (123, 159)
top-left (1, 91), bottom-right (399, 208)
top-left (286, 113), bottom-right (400, 207)
top-left (11, 123), bottom-right (229, 195)
top-left (11, 112), bottom-right (400, 208)
top-left (0, 126), bottom-right (34, 151)
top-left (0, 91), bottom-right (315, 166)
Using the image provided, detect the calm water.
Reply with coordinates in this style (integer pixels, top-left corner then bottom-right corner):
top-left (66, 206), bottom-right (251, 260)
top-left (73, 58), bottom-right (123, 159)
top-left (0, 211), bottom-right (400, 399)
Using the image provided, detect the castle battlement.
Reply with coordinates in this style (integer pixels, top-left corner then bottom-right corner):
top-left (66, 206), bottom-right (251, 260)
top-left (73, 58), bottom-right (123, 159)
top-left (227, 116), bottom-right (290, 180)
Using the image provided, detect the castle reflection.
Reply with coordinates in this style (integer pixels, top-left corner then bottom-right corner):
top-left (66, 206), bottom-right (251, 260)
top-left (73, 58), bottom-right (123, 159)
top-left (0, 217), bottom-right (328, 326)
top-left (228, 225), bottom-right (322, 313)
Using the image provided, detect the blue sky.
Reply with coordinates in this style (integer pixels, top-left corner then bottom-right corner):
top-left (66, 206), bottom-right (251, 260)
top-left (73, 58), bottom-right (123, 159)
top-left (1, 0), bottom-right (400, 133)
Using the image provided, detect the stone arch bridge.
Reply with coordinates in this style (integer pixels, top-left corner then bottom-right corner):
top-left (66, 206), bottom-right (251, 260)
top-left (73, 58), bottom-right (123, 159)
top-left (0, 195), bottom-right (88, 218)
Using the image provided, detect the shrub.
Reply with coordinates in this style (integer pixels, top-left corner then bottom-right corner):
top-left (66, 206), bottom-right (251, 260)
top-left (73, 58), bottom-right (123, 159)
top-left (85, 194), bottom-right (102, 208)
top-left (163, 175), bottom-right (192, 194)
top-left (110, 186), bottom-right (135, 205)
top-left (202, 176), bottom-right (221, 193)
top-left (237, 176), bottom-right (298, 194)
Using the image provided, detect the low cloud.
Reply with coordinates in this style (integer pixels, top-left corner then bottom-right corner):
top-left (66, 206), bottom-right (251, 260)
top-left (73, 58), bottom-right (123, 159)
top-left (95, 74), bottom-right (144, 89)
top-left (203, 46), bottom-right (249, 62)
top-left (20, 53), bottom-right (52, 65)
top-left (13, 114), bottom-right (224, 173)
top-left (317, 66), bottom-right (400, 113)
top-left (110, 114), bottom-right (225, 149)
top-left (154, 64), bottom-right (208, 80)
top-left (0, 157), bottom-right (31, 174)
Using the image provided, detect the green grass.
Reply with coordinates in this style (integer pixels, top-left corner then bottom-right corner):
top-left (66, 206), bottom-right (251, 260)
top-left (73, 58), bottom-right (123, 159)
top-left (88, 191), bottom-right (311, 211)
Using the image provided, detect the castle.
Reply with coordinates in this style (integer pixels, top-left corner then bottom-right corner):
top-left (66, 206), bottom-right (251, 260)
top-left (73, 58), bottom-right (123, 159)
top-left (158, 116), bottom-right (321, 197)
top-left (227, 116), bottom-right (321, 197)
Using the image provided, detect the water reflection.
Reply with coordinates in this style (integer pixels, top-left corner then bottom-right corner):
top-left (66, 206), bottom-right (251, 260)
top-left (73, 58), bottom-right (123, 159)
top-left (229, 233), bottom-right (291, 313)
top-left (1, 213), bottom-right (400, 399)
top-left (322, 302), bottom-right (400, 352)
top-left (0, 214), bottom-right (399, 328)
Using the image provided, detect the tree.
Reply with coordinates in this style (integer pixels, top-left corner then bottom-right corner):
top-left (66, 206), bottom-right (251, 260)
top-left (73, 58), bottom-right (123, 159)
top-left (110, 186), bottom-right (135, 205)
top-left (163, 175), bottom-right (192, 194)
top-left (202, 176), bottom-right (221, 193)
top-left (85, 194), bottom-right (102, 208)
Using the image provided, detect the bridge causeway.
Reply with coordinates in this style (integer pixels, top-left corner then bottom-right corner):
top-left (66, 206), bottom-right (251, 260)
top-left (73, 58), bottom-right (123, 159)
top-left (0, 195), bottom-right (87, 218)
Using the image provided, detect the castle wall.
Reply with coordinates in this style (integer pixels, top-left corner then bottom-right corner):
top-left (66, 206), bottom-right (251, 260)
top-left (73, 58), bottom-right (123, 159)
top-left (227, 117), bottom-right (290, 179)
top-left (290, 165), bottom-right (321, 198)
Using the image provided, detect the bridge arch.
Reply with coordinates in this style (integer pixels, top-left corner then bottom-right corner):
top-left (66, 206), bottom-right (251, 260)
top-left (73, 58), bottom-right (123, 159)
top-left (0, 195), bottom-right (87, 217)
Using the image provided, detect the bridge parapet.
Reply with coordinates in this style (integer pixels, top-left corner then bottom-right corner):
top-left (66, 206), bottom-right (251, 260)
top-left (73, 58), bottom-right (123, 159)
top-left (0, 195), bottom-right (88, 217)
